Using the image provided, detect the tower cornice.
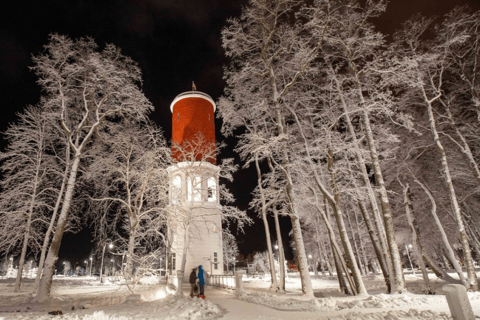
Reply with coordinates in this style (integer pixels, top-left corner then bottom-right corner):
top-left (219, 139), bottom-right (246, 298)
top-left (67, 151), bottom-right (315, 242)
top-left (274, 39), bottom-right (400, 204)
top-left (170, 91), bottom-right (216, 113)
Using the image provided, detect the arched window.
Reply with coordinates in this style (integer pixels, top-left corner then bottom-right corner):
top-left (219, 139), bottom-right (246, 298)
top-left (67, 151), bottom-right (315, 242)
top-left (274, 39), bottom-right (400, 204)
top-left (207, 177), bottom-right (217, 202)
top-left (172, 175), bottom-right (182, 204)
top-left (187, 175), bottom-right (202, 202)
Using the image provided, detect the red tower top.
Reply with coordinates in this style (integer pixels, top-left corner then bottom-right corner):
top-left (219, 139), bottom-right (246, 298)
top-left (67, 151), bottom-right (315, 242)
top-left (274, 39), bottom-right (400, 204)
top-left (170, 91), bottom-right (216, 164)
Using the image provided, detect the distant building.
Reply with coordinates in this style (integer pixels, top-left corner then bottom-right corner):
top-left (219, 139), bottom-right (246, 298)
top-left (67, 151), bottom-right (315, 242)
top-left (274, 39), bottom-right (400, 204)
top-left (167, 90), bottom-right (224, 276)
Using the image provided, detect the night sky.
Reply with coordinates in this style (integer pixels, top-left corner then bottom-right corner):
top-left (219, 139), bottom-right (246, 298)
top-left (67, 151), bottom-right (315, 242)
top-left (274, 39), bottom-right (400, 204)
top-left (1, 0), bottom-right (479, 266)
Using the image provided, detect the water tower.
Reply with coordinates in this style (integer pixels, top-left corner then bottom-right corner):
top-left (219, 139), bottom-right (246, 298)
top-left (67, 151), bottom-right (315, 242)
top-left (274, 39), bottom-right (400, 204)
top-left (167, 90), bottom-right (224, 276)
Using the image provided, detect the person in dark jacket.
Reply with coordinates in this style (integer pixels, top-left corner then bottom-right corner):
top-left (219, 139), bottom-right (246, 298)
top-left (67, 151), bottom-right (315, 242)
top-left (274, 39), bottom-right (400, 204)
top-left (189, 268), bottom-right (197, 297)
top-left (197, 265), bottom-right (205, 295)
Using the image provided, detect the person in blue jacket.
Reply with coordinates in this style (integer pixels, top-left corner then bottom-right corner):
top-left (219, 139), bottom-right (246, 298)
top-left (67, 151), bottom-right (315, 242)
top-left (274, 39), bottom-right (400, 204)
top-left (197, 265), bottom-right (205, 295)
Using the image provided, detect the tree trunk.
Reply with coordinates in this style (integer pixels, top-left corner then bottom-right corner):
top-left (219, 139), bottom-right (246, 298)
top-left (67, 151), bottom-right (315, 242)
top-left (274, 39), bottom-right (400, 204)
top-left (332, 239), bottom-right (349, 295)
top-left (36, 155), bottom-right (81, 302)
top-left (34, 146), bottom-right (70, 292)
top-left (402, 183), bottom-right (431, 290)
top-left (255, 155), bottom-right (278, 291)
top-left (326, 146), bottom-right (367, 296)
top-left (421, 82), bottom-right (478, 291)
top-left (125, 226), bottom-right (137, 280)
top-left (443, 101), bottom-right (480, 185)
top-left (14, 216), bottom-right (32, 292)
top-left (321, 240), bottom-right (333, 276)
top-left (314, 192), bottom-right (356, 295)
top-left (360, 107), bottom-right (405, 293)
top-left (349, 169), bottom-right (391, 289)
top-left (272, 206), bottom-right (286, 292)
top-left (330, 70), bottom-right (392, 281)
top-left (415, 179), bottom-right (469, 287)
top-left (353, 204), bottom-right (369, 275)
top-left (346, 207), bottom-right (366, 276)
top-left (272, 107), bottom-right (313, 298)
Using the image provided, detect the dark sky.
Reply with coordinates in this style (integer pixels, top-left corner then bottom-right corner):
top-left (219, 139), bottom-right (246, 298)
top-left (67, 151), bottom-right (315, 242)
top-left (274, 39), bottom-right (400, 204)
top-left (1, 0), bottom-right (479, 266)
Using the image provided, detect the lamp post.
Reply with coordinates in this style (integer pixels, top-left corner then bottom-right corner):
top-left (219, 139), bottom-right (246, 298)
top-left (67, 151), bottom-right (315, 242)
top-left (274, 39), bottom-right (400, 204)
top-left (405, 244), bottom-right (415, 276)
top-left (100, 241), bottom-right (114, 283)
top-left (84, 260), bottom-right (88, 276)
top-left (89, 257), bottom-right (92, 276)
top-left (121, 252), bottom-right (126, 275)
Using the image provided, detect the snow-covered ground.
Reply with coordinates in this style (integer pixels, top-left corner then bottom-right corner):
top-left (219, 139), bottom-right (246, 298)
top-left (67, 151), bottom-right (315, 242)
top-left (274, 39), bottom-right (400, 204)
top-left (0, 271), bottom-right (479, 319)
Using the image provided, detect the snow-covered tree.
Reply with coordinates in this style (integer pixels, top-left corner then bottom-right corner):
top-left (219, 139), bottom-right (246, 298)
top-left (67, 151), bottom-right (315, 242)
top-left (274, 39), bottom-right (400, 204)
top-left (392, 14), bottom-right (479, 291)
top-left (32, 34), bottom-right (153, 301)
top-left (0, 106), bottom-right (60, 292)
top-left (88, 119), bottom-right (170, 280)
top-left (220, 0), bottom-right (318, 298)
top-left (222, 229), bottom-right (239, 273)
top-left (253, 251), bottom-right (270, 274)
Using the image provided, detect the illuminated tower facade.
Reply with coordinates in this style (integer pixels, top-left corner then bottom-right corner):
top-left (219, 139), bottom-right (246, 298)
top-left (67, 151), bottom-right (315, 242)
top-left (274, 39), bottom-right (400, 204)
top-left (167, 91), bottom-right (224, 276)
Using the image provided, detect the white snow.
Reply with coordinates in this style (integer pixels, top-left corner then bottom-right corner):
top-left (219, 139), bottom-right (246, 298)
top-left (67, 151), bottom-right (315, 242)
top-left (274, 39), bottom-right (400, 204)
top-left (0, 270), bottom-right (479, 319)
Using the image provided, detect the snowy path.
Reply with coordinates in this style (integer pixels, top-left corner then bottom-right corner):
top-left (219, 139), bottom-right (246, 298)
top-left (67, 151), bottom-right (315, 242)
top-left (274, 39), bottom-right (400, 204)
top-left (207, 288), bottom-right (323, 320)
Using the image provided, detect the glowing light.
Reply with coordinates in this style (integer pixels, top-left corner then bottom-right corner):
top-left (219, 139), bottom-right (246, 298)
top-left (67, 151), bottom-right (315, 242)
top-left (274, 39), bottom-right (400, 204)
top-left (155, 289), bottom-right (166, 300)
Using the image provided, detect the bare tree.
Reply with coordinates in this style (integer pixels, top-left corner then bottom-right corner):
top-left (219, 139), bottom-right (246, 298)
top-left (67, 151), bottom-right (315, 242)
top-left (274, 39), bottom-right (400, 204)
top-left (0, 106), bottom-right (63, 292)
top-left (222, 229), bottom-right (239, 273)
top-left (89, 120), bottom-right (170, 280)
top-left (393, 15), bottom-right (479, 291)
top-left (32, 34), bottom-right (153, 301)
top-left (220, 0), bottom-right (318, 298)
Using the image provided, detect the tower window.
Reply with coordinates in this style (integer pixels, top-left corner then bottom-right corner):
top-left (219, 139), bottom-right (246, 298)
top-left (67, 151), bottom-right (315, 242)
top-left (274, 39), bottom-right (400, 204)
top-left (187, 175), bottom-right (202, 202)
top-left (208, 114), bottom-right (210, 122)
top-left (172, 175), bottom-right (182, 204)
top-left (177, 114), bottom-right (179, 122)
top-left (172, 253), bottom-right (176, 271)
top-left (214, 252), bottom-right (218, 269)
top-left (207, 177), bottom-right (216, 202)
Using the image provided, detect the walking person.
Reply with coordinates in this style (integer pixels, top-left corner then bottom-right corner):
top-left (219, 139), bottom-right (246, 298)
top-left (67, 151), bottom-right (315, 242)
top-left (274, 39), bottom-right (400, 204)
top-left (198, 265), bottom-right (205, 296)
top-left (189, 268), bottom-right (197, 297)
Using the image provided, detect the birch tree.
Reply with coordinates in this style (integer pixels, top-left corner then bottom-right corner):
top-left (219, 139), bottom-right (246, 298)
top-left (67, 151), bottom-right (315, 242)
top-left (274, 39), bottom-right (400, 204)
top-left (88, 120), bottom-right (170, 280)
top-left (305, 0), bottom-right (406, 293)
top-left (0, 106), bottom-right (59, 292)
top-left (220, 0), bottom-right (317, 298)
top-left (32, 34), bottom-right (153, 301)
top-left (393, 15), bottom-right (479, 291)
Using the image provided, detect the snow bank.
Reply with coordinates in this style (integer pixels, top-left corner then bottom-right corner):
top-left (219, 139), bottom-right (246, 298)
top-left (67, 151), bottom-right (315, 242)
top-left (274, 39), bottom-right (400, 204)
top-left (336, 294), bottom-right (431, 310)
top-left (237, 291), bottom-right (336, 311)
top-left (0, 310), bottom-right (130, 320)
top-left (162, 295), bottom-right (222, 320)
top-left (327, 309), bottom-right (451, 319)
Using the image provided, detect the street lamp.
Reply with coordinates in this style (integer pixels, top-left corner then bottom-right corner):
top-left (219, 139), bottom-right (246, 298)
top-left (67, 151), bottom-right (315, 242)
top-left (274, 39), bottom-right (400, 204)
top-left (121, 252), bottom-right (127, 275)
top-left (100, 241), bottom-right (114, 283)
top-left (89, 257), bottom-right (93, 276)
top-left (84, 260), bottom-right (88, 276)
